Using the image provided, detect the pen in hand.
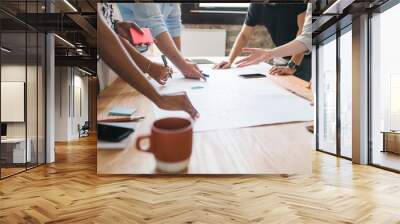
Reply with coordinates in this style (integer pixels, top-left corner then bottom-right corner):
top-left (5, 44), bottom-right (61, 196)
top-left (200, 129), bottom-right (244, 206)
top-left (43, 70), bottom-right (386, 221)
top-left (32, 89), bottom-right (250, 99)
top-left (201, 73), bottom-right (209, 82)
top-left (161, 55), bottom-right (172, 78)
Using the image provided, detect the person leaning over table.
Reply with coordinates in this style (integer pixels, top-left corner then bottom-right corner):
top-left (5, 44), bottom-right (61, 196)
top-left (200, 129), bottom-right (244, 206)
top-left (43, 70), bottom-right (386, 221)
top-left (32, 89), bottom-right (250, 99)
top-left (98, 3), bottom-right (199, 119)
top-left (234, 3), bottom-right (312, 67)
top-left (112, 20), bottom-right (172, 86)
top-left (234, 3), bottom-right (313, 132)
top-left (118, 3), bottom-right (204, 80)
top-left (214, 3), bottom-right (311, 81)
top-left (100, 3), bottom-right (175, 86)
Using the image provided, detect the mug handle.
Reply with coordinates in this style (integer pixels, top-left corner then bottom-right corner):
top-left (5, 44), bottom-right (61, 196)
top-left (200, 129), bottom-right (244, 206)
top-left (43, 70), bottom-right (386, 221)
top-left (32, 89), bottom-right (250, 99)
top-left (135, 135), bottom-right (152, 152)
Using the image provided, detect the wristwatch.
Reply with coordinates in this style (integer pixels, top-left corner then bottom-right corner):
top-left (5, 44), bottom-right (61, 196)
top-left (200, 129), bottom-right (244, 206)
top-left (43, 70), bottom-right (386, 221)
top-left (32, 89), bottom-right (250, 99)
top-left (287, 60), bottom-right (300, 71)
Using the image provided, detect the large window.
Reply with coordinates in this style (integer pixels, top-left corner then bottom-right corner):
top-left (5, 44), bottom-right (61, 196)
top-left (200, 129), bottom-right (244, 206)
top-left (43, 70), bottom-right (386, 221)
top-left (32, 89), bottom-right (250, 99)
top-left (339, 27), bottom-right (352, 158)
top-left (315, 0), bottom-right (400, 171)
top-left (370, 2), bottom-right (400, 171)
top-left (316, 26), bottom-right (353, 158)
top-left (317, 35), bottom-right (337, 154)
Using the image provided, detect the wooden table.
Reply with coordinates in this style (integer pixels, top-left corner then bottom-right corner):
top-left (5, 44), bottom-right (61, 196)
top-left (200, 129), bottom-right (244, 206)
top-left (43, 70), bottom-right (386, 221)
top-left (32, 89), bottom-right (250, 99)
top-left (97, 61), bottom-right (313, 175)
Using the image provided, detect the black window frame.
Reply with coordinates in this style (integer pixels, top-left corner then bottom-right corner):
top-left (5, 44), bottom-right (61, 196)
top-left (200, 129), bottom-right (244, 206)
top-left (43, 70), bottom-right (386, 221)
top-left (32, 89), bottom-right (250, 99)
top-left (0, 0), bottom-right (47, 180)
top-left (314, 15), bottom-right (353, 160)
top-left (181, 3), bottom-right (248, 25)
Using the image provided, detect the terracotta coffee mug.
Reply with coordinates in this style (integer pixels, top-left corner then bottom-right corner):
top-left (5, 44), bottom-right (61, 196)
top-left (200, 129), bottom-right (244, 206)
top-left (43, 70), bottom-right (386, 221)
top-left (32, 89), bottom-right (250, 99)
top-left (135, 117), bottom-right (193, 173)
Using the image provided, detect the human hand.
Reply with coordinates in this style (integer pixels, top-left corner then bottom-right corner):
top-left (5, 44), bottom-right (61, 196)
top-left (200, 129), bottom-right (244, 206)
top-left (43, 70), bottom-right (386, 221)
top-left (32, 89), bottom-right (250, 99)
top-left (307, 81), bottom-right (312, 89)
top-left (115, 21), bottom-right (143, 44)
top-left (269, 66), bottom-right (295, 76)
top-left (159, 92), bottom-right (199, 119)
top-left (235, 48), bottom-right (274, 68)
top-left (147, 62), bottom-right (172, 85)
top-left (180, 61), bottom-right (203, 80)
top-left (213, 60), bottom-right (232, 69)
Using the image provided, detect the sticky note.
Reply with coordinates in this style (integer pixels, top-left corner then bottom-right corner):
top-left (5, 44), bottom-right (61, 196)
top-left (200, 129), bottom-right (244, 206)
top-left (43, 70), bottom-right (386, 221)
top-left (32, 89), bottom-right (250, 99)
top-left (109, 107), bottom-right (136, 116)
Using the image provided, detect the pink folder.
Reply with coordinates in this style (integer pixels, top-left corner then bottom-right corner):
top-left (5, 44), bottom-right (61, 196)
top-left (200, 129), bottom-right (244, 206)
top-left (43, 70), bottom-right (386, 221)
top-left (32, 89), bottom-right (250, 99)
top-left (130, 27), bottom-right (153, 45)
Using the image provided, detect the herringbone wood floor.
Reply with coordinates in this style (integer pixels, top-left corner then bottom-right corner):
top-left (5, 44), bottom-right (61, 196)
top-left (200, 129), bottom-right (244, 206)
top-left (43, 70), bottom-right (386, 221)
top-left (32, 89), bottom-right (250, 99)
top-left (1, 135), bottom-right (400, 224)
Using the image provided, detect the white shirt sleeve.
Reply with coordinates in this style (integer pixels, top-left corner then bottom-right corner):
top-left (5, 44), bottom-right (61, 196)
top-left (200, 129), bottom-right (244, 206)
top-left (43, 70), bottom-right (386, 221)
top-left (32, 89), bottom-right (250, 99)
top-left (295, 3), bottom-right (312, 52)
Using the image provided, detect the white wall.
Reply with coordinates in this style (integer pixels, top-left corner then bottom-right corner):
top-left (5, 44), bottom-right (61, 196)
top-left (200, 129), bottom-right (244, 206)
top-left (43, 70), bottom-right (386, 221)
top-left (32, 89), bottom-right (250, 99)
top-left (72, 74), bottom-right (89, 138)
top-left (54, 67), bottom-right (89, 141)
top-left (1, 65), bottom-right (26, 142)
top-left (1, 65), bottom-right (31, 138)
top-left (181, 28), bottom-right (226, 57)
top-left (55, 67), bottom-right (69, 141)
top-left (1, 63), bottom-right (46, 164)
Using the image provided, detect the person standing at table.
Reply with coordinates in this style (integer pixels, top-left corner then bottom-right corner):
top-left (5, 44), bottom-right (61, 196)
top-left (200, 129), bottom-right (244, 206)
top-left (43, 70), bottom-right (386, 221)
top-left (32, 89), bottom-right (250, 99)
top-left (233, 3), bottom-right (314, 132)
top-left (118, 3), bottom-right (204, 80)
top-left (214, 3), bottom-right (310, 81)
top-left (234, 3), bottom-right (312, 66)
top-left (98, 3), bottom-right (199, 119)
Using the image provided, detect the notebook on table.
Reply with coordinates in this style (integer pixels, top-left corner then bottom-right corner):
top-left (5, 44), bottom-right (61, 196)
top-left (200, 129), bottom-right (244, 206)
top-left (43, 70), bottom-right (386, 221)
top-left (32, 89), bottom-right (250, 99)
top-left (108, 107), bottom-right (136, 116)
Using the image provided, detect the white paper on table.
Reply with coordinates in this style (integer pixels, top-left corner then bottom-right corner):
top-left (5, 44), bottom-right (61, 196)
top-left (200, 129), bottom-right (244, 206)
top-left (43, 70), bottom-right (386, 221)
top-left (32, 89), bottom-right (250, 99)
top-left (151, 63), bottom-right (313, 132)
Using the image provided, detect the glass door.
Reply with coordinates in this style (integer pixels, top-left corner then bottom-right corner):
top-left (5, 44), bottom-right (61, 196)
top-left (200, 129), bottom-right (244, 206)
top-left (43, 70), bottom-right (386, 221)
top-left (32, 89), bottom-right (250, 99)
top-left (1, 30), bottom-right (28, 177)
top-left (317, 35), bottom-right (337, 155)
top-left (0, 0), bottom-right (47, 179)
top-left (370, 2), bottom-right (400, 171)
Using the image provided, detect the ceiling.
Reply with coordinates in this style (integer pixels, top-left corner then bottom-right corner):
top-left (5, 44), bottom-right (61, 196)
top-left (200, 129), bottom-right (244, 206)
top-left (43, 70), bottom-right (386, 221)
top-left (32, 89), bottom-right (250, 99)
top-left (0, 0), bottom-right (97, 72)
top-left (312, 0), bottom-right (392, 43)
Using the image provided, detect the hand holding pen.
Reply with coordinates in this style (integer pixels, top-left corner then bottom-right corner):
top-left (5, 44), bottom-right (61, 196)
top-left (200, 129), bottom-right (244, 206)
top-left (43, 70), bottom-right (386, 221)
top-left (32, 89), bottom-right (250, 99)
top-left (146, 61), bottom-right (172, 85)
top-left (163, 55), bottom-right (208, 81)
top-left (201, 73), bottom-right (209, 81)
top-left (161, 55), bottom-right (172, 79)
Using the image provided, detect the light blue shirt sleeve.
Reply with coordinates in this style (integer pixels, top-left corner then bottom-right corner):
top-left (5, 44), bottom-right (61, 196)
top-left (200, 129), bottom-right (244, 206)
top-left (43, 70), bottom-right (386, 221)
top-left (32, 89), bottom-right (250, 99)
top-left (118, 3), bottom-right (135, 22)
top-left (118, 3), bottom-right (181, 38)
top-left (163, 4), bottom-right (182, 38)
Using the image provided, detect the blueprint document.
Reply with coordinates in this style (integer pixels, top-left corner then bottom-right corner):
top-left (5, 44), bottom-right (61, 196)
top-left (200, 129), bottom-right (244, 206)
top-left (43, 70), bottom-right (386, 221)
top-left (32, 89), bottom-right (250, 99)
top-left (152, 63), bottom-right (313, 132)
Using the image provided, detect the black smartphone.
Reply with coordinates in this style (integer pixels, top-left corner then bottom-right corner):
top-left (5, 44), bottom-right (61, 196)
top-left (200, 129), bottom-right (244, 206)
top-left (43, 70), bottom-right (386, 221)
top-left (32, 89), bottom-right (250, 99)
top-left (239, 73), bottom-right (267, 79)
top-left (97, 123), bottom-right (134, 142)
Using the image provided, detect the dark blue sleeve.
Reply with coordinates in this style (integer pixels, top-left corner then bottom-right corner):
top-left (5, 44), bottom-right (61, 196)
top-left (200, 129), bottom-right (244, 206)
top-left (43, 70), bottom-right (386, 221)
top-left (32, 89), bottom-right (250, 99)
top-left (293, 4), bottom-right (307, 15)
top-left (245, 3), bottom-right (261, 27)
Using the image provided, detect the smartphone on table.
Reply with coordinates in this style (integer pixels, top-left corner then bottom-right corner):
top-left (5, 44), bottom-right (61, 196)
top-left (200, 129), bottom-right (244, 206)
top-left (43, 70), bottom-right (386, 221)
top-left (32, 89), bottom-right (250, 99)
top-left (239, 73), bottom-right (266, 79)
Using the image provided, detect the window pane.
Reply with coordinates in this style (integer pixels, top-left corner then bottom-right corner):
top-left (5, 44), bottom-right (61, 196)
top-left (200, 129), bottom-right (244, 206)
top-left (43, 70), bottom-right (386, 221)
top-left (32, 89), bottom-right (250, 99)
top-left (1, 31), bottom-right (28, 177)
top-left (38, 32), bottom-right (46, 165)
top-left (371, 3), bottom-right (400, 171)
top-left (27, 31), bottom-right (38, 169)
top-left (340, 29), bottom-right (352, 158)
top-left (317, 37), bottom-right (337, 154)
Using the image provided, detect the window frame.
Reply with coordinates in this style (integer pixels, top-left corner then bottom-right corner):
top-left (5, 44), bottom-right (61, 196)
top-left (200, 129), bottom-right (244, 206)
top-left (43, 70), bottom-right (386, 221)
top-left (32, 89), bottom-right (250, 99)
top-left (367, 0), bottom-right (400, 173)
top-left (0, 0), bottom-right (47, 180)
top-left (314, 0), bottom-right (400, 173)
top-left (315, 20), bottom-right (353, 160)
